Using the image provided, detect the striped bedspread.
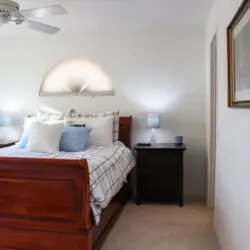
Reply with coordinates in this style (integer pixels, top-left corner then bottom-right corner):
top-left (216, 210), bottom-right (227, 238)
top-left (0, 141), bottom-right (135, 225)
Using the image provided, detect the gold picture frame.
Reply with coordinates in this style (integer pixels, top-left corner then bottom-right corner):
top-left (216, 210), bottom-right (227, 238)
top-left (227, 0), bottom-right (250, 108)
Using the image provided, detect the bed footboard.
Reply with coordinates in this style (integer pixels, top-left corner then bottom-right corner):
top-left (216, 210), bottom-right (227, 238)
top-left (0, 157), bottom-right (92, 250)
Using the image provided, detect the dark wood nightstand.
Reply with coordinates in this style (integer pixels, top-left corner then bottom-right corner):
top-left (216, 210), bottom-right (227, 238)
top-left (0, 141), bottom-right (17, 149)
top-left (133, 143), bottom-right (186, 206)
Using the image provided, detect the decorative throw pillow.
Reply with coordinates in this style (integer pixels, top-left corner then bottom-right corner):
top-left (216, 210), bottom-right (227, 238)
top-left (77, 111), bottom-right (119, 142)
top-left (59, 125), bottom-right (91, 152)
top-left (36, 108), bottom-right (64, 122)
top-left (18, 116), bottom-right (64, 149)
top-left (26, 122), bottom-right (63, 153)
top-left (17, 116), bottom-right (37, 149)
top-left (67, 116), bottom-right (113, 147)
top-left (19, 135), bottom-right (29, 149)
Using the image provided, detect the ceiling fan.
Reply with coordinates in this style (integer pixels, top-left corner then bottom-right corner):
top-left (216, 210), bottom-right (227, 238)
top-left (0, 0), bottom-right (68, 35)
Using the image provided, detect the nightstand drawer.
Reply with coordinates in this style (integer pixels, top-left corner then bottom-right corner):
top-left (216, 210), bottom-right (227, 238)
top-left (137, 150), bottom-right (182, 172)
top-left (139, 165), bottom-right (181, 176)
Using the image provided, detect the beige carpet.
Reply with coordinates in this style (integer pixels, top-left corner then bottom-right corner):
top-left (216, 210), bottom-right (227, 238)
top-left (102, 204), bottom-right (220, 250)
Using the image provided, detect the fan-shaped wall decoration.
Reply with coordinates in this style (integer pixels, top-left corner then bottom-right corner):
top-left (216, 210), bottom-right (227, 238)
top-left (39, 58), bottom-right (115, 96)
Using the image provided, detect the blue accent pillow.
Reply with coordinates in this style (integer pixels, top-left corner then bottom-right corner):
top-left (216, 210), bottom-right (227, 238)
top-left (19, 135), bottom-right (29, 149)
top-left (59, 125), bottom-right (91, 152)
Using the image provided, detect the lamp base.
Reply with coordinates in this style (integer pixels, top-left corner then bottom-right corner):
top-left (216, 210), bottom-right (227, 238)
top-left (150, 128), bottom-right (157, 146)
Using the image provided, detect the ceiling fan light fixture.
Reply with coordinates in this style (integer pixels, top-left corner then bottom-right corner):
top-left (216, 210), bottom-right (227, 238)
top-left (0, 15), bottom-right (8, 23)
top-left (0, 0), bottom-right (67, 34)
top-left (0, 0), bottom-right (19, 14)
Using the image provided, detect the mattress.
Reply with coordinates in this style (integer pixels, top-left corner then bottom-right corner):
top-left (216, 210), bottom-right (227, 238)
top-left (0, 141), bottom-right (135, 225)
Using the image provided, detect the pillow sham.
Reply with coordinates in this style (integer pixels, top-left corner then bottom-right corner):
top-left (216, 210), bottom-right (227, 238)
top-left (77, 111), bottom-right (119, 142)
top-left (37, 108), bottom-right (64, 122)
top-left (26, 122), bottom-right (63, 153)
top-left (67, 116), bottom-right (113, 147)
top-left (18, 117), bottom-right (64, 149)
top-left (17, 116), bottom-right (37, 149)
top-left (59, 125), bottom-right (91, 152)
top-left (19, 135), bottom-right (29, 149)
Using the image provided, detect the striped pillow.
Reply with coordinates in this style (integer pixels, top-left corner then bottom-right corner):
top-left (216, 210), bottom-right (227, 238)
top-left (77, 111), bottom-right (119, 142)
top-left (37, 108), bottom-right (64, 122)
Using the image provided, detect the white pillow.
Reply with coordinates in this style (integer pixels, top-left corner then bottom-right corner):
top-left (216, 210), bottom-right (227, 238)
top-left (67, 116), bottom-right (113, 147)
top-left (16, 116), bottom-right (37, 147)
top-left (23, 116), bottom-right (37, 135)
top-left (17, 117), bottom-right (63, 147)
top-left (76, 110), bottom-right (120, 142)
top-left (26, 122), bottom-right (63, 153)
top-left (37, 108), bottom-right (64, 122)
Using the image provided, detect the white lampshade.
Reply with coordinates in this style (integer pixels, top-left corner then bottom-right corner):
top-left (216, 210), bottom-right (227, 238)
top-left (147, 114), bottom-right (161, 129)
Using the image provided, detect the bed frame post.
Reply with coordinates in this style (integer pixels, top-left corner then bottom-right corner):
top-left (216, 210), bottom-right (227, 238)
top-left (119, 116), bottom-right (132, 149)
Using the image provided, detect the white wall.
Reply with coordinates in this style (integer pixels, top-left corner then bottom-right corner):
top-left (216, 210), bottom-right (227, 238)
top-left (0, 27), bottom-right (206, 199)
top-left (206, 0), bottom-right (250, 249)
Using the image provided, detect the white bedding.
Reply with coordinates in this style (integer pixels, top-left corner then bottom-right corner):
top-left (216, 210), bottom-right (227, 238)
top-left (0, 141), bottom-right (135, 225)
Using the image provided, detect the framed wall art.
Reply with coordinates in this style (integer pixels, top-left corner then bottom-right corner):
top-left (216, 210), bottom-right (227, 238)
top-left (228, 0), bottom-right (250, 108)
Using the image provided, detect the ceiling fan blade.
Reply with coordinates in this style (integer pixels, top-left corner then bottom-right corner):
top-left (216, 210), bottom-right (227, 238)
top-left (20, 5), bottom-right (67, 19)
top-left (26, 20), bottom-right (60, 35)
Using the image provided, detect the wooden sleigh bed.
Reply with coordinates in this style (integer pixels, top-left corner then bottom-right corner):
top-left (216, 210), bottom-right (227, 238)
top-left (0, 116), bottom-right (133, 250)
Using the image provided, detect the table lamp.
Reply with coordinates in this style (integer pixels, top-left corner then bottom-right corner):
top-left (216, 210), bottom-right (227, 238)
top-left (147, 114), bottom-right (161, 145)
top-left (0, 114), bottom-right (13, 143)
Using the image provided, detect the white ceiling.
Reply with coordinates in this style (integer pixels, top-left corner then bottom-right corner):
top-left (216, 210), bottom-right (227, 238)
top-left (0, 0), bottom-right (213, 35)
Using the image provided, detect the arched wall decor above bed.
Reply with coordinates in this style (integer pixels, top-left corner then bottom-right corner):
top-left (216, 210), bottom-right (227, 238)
top-left (39, 57), bottom-right (115, 97)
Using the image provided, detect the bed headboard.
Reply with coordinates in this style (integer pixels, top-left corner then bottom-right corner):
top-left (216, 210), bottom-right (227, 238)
top-left (119, 116), bottom-right (132, 149)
